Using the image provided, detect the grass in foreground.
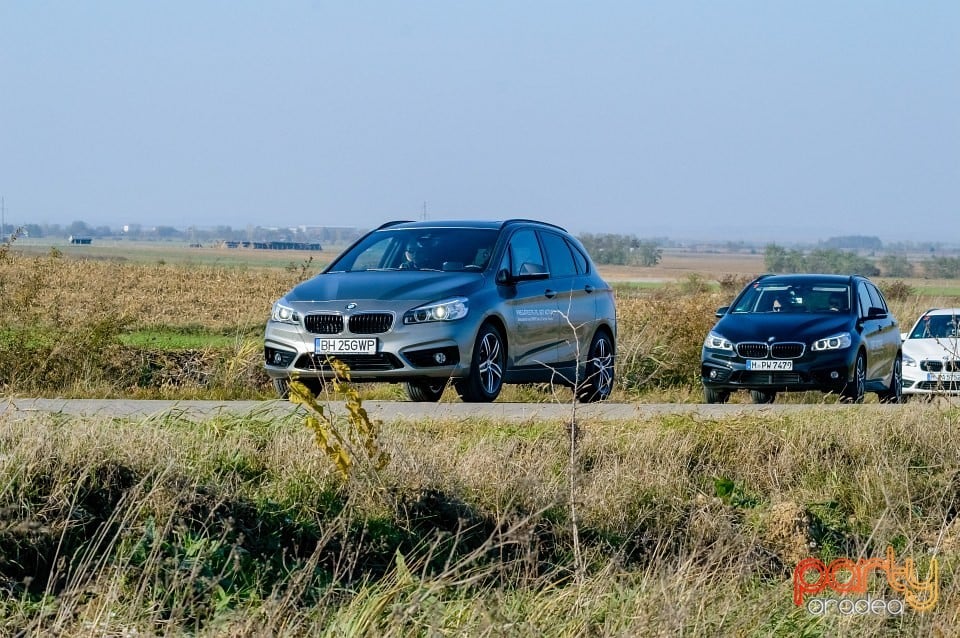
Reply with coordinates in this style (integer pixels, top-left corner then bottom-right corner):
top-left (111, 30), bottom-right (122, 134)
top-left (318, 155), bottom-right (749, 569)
top-left (2, 403), bottom-right (960, 635)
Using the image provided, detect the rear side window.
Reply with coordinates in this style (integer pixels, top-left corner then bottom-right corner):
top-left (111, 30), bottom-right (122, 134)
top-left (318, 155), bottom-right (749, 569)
top-left (867, 283), bottom-right (887, 312)
top-left (540, 232), bottom-right (577, 278)
top-left (569, 241), bottom-right (589, 274)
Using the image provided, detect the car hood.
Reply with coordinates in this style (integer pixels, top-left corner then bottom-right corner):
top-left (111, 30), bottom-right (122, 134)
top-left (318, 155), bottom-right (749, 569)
top-left (713, 313), bottom-right (853, 344)
top-left (903, 338), bottom-right (960, 360)
top-left (284, 270), bottom-right (486, 305)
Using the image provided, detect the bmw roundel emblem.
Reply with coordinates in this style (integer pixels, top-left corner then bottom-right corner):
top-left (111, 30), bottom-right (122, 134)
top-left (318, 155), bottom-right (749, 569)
top-left (346, 302), bottom-right (358, 310)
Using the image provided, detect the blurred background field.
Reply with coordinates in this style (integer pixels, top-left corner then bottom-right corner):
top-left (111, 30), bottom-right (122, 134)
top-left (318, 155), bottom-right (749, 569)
top-left (1, 239), bottom-right (958, 401)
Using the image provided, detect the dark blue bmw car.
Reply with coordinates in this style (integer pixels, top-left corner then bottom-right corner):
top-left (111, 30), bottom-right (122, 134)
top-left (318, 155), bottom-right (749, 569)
top-left (701, 274), bottom-right (902, 404)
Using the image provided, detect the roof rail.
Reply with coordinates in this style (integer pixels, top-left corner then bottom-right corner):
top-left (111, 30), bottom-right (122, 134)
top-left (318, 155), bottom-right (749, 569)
top-left (376, 220), bottom-right (415, 230)
top-left (502, 218), bottom-right (567, 232)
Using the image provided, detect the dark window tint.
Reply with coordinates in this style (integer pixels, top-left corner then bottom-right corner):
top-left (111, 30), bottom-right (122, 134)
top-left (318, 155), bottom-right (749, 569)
top-left (866, 283), bottom-right (887, 312)
top-left (569, 241), bottom-right (589, 274)
top-left (540, 232), bottom-right (577, 278)
top-left (508, 230), bottom-right (546, 277)
top-left (857, 283), bottom-right (873, 318)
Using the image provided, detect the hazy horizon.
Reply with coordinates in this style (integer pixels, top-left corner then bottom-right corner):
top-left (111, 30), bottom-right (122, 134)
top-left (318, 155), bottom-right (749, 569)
top-left (2, 3), bottom-right (957, 245)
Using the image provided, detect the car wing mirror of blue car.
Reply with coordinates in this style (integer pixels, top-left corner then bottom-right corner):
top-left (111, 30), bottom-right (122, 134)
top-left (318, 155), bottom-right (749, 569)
top-left (715, 306), bottom-right (729, 318)
top-left (867, 307), bottom-right (888, 320)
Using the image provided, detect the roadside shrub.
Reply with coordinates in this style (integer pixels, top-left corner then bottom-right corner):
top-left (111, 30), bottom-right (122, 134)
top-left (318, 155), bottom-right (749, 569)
top-left (616, 289), bottom-right (723, 391)
top-left (718, 273), bottom-right (756, 296)
top-left (880, 279), bottom-right (916, 303)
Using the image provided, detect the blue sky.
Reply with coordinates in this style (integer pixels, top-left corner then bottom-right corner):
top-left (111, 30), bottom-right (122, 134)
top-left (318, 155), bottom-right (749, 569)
top-left (1, 2), bottom-right (957, 242)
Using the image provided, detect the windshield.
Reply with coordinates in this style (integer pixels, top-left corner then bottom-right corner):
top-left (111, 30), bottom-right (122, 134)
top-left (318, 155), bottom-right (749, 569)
top-left (327, 228), bottom-right (499, 273)
top-left (909, 313), bottom-right (960, 339)
top-left (731, 282), bottom-right (851, 314)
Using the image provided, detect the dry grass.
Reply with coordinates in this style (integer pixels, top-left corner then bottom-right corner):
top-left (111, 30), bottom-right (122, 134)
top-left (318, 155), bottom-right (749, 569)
top-left (3, 246), bottom-right (960, 401)
top-left (2, 403), bottom-right (960, 635)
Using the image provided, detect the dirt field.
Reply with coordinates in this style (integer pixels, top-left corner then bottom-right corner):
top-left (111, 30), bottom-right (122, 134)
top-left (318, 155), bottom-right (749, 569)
top-left (598, 249), bottom-right (765, 282)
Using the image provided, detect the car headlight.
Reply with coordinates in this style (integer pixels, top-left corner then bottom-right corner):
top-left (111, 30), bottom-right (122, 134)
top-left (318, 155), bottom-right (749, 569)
top-left (271, 301), bottom-right (301, 325)
top-left (903, 352), bottom-right (917, 367)
top-left (703, 331), bottom-right (733, 352)
top-left (811, 332), bottom-right (852, 351)
top-left (403, 298), bottom-right (469, 324)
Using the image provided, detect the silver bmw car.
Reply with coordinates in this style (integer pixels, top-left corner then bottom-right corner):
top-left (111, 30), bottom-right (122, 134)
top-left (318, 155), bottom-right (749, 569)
top-left (264, 219), bottom-right (617, 402)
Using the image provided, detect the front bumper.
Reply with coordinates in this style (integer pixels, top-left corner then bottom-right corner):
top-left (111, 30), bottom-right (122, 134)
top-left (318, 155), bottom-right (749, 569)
top-left (264, 315), bottom-right (481, 383)
top-left (902, 367), bottom-right (960, 395)
top-left (701, 347), bottom-right (852, 393)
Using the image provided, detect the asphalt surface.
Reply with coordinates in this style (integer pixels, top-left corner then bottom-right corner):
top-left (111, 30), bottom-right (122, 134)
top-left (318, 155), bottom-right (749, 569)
top-left (0, 397), bottom-right (912, 422)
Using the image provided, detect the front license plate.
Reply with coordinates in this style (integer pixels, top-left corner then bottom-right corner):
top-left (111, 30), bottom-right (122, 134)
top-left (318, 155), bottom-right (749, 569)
top-left (928, 372), bottom-right (960, 382)
top-left (746, 359), bottom-right (793, 371)
top-left (315, 338), bottom-right (378, 355)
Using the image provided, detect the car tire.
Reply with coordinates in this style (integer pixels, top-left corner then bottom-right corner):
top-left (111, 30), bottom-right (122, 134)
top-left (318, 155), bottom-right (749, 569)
top-left (841, 351), bottom-right (866, 404)
top-left (577, 329), bottom-right (615, 403)
top-left (273, 377), bottom-right (323, 399)
top-left (455, 323), bottom-right (505, 403)
top-left (273, 378), bottom-right (290, 398)
top-left (703, 386), bottom-right (730, 404)
top-left (750, 390), bottom-right (777, 404)
top-left (877, 354), bottom-right (903, 404)
top-left (404, 380), bottom-right (446, 402)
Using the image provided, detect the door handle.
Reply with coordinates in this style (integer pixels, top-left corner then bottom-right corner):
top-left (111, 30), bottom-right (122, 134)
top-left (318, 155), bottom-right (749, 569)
top-left (544, 289), bottom-right (557, 299)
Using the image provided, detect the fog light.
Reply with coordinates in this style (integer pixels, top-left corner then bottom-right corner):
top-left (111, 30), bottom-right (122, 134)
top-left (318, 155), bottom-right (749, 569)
top-left (434, 352), bottom-right (447, 364)
top-left (830, 371), bottom-right (839, 379)
top-left (273, 352), bottom-right (284, 365)
top-left (709, 369), bottom-right (718, 380)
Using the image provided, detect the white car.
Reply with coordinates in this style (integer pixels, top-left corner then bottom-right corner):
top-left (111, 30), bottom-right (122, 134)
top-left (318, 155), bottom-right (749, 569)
top-left (902, 308), bottom-right (960, 397)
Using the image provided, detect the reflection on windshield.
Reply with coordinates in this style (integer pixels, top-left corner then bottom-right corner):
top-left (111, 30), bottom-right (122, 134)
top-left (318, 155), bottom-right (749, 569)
top-left (328, 228), bottom-right (498, 273)
top-left (910, 314), bottom-right (960, 339)
top-left (732, 285), bottom-right (851, 314)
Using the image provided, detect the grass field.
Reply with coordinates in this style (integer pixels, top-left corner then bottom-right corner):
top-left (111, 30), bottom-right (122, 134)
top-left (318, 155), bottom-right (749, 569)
top-left (2, 403), bottom-right (959, 635)
top-left (3, 240), bottom-right (960, 635)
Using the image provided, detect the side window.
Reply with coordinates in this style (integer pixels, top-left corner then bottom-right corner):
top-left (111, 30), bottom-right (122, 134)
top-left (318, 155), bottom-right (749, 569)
top-left (507, 230), bottom-right (546, 277)
top-left (867, 284), bottom-right (887, 312)
top-left (540, 232), bottom-right (577, 278)
top-left (568, 240), bottom-right (589, 274)
top-left (857, 283), bottom-right (873, 318)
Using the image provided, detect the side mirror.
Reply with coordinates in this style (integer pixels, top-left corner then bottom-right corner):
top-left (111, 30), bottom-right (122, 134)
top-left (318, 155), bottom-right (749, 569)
top-left (715, 306), bottom-right (729, 318)
top-left (900, 332), bottom-right (908, 342)
top-left (867, 307), bottom-right (888, 320)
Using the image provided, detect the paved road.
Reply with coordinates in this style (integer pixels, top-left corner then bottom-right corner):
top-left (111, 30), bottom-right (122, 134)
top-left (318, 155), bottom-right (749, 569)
top-left (0, 398), bottom-right (908, 422)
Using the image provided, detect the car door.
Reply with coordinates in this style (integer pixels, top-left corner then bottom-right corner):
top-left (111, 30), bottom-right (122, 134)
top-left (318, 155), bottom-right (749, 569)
top-left (539, 230), bottom-right (594, 369)
top-left (866, 282), bottom-right (900, 378)
top-left (498, 229), bottom-right (560, 371)
top-left (856, 281), bottom-right (889, 381)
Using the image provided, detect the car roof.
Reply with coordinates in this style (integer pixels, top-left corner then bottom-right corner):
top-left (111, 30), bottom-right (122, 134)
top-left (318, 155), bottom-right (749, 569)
top-left (917, 308), bottom-right (960, 316)
top-left (376, 219), bottom-right (568, 232)
top-left (755, 273), bottom-right (856, 285)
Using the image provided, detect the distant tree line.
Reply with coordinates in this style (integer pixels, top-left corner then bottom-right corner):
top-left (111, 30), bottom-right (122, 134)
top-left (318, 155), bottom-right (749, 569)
top-left (819, 235), bottom-right (884, 252)
top-left (764, 244), bottom-right (880, 275)
top-left (577, 233), bottom-right (662, 266)
top-left (2, 220), bottom-right (361, 245)
top-left (923, 256), bottom-right (960, 279)
top-left (762, 244), bottom-right (960, 278)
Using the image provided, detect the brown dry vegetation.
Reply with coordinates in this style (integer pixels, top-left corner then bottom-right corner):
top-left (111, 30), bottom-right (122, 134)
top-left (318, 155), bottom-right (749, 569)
top-left (4, 243), bottom-right (960, 635)
top-left (1, 245), bottom-right (958, 400)
top-left (3, 405), bottom-right (960, 635)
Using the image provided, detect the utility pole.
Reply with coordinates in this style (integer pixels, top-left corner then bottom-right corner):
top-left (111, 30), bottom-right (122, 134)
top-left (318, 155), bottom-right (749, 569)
top-left (1, 197), bottom-right (5, 241)
top-left (422, 201), bottom-right (427, 221)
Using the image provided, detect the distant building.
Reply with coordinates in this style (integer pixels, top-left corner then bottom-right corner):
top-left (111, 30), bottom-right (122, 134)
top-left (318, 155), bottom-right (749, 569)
top-left (221, 240), bottom-right (322, 251)
top-left (69, 236), bottom-right (93, 245)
